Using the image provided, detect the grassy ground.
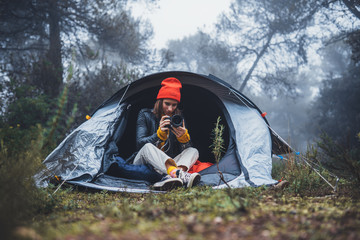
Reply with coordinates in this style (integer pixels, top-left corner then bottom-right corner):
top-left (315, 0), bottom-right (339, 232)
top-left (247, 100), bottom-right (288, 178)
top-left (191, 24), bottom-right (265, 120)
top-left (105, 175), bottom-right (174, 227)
top-left (15, 183), bottom-right (360, 240)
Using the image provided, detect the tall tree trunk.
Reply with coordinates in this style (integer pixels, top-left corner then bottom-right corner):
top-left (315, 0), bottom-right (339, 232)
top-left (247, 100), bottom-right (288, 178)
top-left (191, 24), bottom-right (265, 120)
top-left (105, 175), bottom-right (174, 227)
top-left (239, 31), bottom-right (274, 92)
top-left (45, 0), bottom-right (63, 98)
top-left (342, 0), bottom-right (360, 20)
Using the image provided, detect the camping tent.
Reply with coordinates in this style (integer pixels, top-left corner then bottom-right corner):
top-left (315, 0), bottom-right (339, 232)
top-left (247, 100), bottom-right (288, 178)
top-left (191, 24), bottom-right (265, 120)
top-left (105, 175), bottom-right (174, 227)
top-left (36, 71), bottom-right (290, 193)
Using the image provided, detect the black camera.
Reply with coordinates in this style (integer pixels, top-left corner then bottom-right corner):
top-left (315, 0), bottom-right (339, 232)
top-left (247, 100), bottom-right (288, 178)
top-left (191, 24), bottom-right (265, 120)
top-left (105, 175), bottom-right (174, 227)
top-left (165, 114), bottom-right (183, 129)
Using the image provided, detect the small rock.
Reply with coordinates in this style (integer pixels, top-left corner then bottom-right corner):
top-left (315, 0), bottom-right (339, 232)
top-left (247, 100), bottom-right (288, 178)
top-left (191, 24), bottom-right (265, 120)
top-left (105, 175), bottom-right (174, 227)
top-left (185, 214), bottom-right (197, 224)
top-left (261, 230), bottom-right (271, 237)
top-left (214, 216), bottom-right (223, 225)
top-left (94, 213), bottom-right (104, 219)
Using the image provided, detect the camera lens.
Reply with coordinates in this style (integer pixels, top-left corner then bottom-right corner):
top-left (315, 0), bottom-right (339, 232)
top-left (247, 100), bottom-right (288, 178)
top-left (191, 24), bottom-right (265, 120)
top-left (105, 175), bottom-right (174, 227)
top-left (171, 115), bottom-right (183, 128)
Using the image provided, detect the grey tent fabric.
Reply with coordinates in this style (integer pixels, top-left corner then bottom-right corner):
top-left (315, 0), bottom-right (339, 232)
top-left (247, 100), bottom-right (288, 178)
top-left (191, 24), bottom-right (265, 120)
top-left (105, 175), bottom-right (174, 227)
top-left (35, 103), bottom-right (125, 187)
top-left (35, 71), bottom-right (288, 191)
top-left (214, 101), bottom-right (277, 189)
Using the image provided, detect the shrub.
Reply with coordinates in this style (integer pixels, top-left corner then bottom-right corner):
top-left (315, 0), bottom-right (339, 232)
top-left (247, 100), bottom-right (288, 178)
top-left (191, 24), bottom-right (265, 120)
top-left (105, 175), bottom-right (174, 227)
top-left (317, 133), bottom-right (360, 185)
top-left (0, 126), bottom-right (50, 239)
top-left (272, 146), bottom-right (338, 196)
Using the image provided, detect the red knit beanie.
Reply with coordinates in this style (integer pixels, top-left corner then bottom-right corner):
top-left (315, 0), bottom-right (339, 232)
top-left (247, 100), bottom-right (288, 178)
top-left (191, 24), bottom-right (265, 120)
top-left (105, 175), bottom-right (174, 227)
top-left (156, 77), bottom-right (182, 102)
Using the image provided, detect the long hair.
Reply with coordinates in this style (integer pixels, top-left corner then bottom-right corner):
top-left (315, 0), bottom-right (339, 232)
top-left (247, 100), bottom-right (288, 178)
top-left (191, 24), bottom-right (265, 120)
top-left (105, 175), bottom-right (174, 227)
top-left (153, 99), bottom-right (181, 119)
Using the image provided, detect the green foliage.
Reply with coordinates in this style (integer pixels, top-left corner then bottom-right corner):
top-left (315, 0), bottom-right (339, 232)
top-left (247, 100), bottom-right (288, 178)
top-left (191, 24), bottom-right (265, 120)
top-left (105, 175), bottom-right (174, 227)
top-left (210, 116), bottom-right (225, 163)
top-left (0, 58), bottom-right (139, 239)
top-left (0, 0), bottom-right (155, 99)
top-left (210, 117), bottom-right (229, 187)
top-left (0, 56), bottom-right (78, 154)
top-left (0, 125), bottom-right (43, 157)
top-left (0, 70), bottom-right (53, 155)
top-left (310, 58), bottom-right (360, 147)
top-left (42, 59), bottom-right (76, 151)
top-left (0, 59), bottom-right (79, 239)
top-left (317, 133), bottom-right (360, 185)
top-left (68, 61), bottom-right (140, 126)
top-left (271, 147), bottom-right (339, 197)
top-left (308, 30), bottom-right (360, 193)
top-left (0, 80), bottom-right (51, 129)
top-left (0, 126), bottom-right (50, 239)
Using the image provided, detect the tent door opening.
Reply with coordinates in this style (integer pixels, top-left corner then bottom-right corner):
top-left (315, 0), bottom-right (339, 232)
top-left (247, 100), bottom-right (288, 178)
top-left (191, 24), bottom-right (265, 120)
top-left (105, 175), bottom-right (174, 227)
top-left (115, 84), bottom-right (230, 165)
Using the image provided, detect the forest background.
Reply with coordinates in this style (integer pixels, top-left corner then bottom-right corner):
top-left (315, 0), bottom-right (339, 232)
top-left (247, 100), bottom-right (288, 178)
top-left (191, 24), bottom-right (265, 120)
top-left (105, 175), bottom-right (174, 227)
top-left (0, 0), bottom-right (359, 239)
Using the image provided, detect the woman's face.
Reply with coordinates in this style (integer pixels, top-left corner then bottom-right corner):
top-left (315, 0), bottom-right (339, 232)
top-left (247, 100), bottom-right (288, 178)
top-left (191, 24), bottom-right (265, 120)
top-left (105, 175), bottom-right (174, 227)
top-left (162, 99), bottom-right (178, 116)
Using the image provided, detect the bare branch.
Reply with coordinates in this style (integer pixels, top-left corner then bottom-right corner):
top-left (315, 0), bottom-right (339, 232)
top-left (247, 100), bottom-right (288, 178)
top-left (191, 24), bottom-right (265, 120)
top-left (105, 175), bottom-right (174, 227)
top-left (342, 0), bottom-right (360, 19)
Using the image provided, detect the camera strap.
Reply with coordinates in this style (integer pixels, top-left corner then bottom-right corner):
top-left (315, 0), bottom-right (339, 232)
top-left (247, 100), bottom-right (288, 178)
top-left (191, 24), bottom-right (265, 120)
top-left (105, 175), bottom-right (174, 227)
top-left (160, 131), bottom-right (171, 153)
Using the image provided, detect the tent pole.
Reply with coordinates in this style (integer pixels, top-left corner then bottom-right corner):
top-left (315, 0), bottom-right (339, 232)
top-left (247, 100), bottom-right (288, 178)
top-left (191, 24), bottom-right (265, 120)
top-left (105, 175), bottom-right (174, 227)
top-left (52, 163), bottom-right (79, 195)
top-left (117, 83), bottom-right (131, 108)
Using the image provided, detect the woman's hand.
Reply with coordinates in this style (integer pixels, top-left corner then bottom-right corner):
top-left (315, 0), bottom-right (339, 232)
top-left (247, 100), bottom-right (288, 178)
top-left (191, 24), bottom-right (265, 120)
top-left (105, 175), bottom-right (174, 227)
top-left (171, 120), bottom-right (186, 138)
top-left (159, 115), bottom-right (171, 132)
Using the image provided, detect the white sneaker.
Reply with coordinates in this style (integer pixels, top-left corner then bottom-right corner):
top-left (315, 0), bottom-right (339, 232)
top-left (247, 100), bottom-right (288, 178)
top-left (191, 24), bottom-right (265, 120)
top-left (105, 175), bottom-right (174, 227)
top-left (152, 175), bottom-right (183, 191)
top-left (177, 170), bottom-right (201, 188)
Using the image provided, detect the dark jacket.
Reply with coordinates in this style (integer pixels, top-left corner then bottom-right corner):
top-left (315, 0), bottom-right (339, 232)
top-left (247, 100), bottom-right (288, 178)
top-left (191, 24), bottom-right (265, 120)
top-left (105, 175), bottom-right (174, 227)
top-left (136, 108), bottom-right (191, 158)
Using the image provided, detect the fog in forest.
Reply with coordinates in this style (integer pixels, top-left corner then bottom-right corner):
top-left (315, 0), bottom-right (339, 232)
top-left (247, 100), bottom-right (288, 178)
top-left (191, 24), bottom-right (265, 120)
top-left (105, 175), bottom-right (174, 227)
top-left (0, 0), bottom-right (359, 153)
top-left (154, 1), bottom-right (359, 152)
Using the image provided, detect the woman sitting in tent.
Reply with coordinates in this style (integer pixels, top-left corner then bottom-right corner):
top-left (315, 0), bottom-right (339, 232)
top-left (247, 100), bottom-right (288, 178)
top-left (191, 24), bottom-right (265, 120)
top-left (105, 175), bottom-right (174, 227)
top-left (133, 77), bottom-right (201, 190)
